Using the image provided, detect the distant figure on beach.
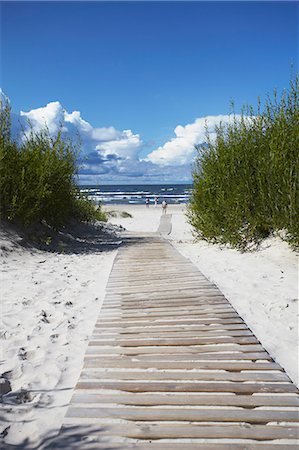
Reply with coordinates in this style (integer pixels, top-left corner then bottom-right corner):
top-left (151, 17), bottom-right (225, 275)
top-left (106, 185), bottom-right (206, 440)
top-left (154, 196), bottom-right (158, 207)
top-left (145, 198), bottom-right (150, 207)
top-left (162, 200), bottom-right (167, 214)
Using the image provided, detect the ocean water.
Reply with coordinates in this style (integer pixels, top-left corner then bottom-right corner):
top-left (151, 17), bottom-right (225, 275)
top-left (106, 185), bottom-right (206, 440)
top-left (80, 184), bottom-right (193, 205)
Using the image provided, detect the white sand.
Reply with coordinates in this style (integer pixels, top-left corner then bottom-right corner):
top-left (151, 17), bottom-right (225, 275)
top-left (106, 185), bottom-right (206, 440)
top-left (1, 204), bottom-right (298, 446)
top-left (0, 225), bottom-right (117, 446)
top-left (104, 204), bottom-right (162, 232)
top-left (105, 203), bottom-right (299, 386)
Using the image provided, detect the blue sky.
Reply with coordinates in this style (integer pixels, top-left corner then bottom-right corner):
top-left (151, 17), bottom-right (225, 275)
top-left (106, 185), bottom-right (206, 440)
top-left (1, 1), bottom-right (298, 183)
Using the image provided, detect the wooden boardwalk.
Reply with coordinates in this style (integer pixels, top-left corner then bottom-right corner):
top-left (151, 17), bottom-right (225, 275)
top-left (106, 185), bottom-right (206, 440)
top-left (62, 230), bottom-right (299, 449)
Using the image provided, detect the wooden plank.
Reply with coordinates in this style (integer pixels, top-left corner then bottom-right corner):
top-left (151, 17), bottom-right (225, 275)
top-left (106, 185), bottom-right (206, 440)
top-left (66, 406), bottom-right (299, 423)
top-left (101, 304), bottom-right (233, 313)
top-left (90, 337), bottom-right (259, 346)
top-left (92, 330), bottom-right (254, 339)
top-left (52, 436), bottom-right (299, 450)
top-left (109, 287), bottom-right (222, 296)
top-left (83, 358), bottom-right (282, 371)
top-left (80, 369), bottom-right (289, 382)
top-left (105, 292), bottom-right (225, 301)
top-left (108, 273), bottom-right (208, 283)
top-left (85, 351), bottom-right (272, 360)
top-left (107, 278), bottom-right (212, 287)
top-left (76, 380), bottom-right (298, 394)
top-left (71, 391), bottom-right (299, 407)
top-left (105, 299), bottom-right (228, 308)
top-left (99, 312), bottom-right (238, 320)
top-left (106, 283), bottom-right (216, 292)
top-left (97, 316), bottom-right (243, 327)
top-left (86, 343), bottom-right (264, 354)
top-left (60, 422), bottom-right (299, 440)
top-left (94, 323), bottom-right (249, 332)
top-left (96, 318), bottom-right (244, 327)
top-left (106, 289), bottom-right (222, 297)
top-left (101, 307), bottom-right (236, 317)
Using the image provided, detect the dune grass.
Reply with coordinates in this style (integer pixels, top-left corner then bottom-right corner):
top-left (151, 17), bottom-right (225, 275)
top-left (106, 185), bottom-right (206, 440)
top-left (106, 210), bottom-right (133, 219)
top-left (0, 99), bottom-right (107, 230)
top-left (188, 76), bottom-right (299, 249)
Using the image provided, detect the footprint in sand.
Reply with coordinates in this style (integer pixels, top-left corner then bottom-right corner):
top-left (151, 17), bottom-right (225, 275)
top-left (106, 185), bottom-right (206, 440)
top-left (18, 347), bottom-right (27, 360)
top-left (22, 299), bottom-right (31, 306)
top-left (40, 310), bottom-right (50, 323)
top-left (50, 334), bottom-right (59, 342)
top-left (4, 388), bottom-right (34, 405)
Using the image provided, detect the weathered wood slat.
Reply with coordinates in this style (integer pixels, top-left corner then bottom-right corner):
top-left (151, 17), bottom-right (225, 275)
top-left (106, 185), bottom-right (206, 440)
top-left (80, 369), bottom-right (289, 382)
top-left (76, 380), bottom-right (298, 394)
top-left (53, 436), bottom-right (299, 450)
top-left (105, 294), bottom-right (226, 300)
top-left (66, 406), bottom-right (299, 423)
top-left (107, 284), bottom-right (218, 292)
top-left (61, 422), bottom-right (299, 440)
top-left (85, 350), bottom-right (272, 360)
top-left (96, 318), bottom-right (245, 327)
top-left (86, 343), bottom-right (264, 354)
top-left (108, 287), bottom-right (223, 297)
top-left (101, 304), bottom-right (233, 313)
top-left (101, 308), bottom-right (236, 318)
top-left (104, 299), bottom-right (228, 308)
top-left (71, 391), bottom-right (299, 407)
top-left (94, 323), bottom-right (249, 332)
top-left (83, 358), bottom-right (282, 371)
top-left (92, 330), bottom-right (254, 339)
top-left (90, 337), bottom-right (259, 346)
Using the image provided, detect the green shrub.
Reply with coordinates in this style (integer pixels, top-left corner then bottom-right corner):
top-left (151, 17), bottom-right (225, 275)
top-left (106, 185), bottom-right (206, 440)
top-left (188, 76), bottom-right (299, 249)
top-left (72, 195), bottom-right (107, 223)
top-left (0, 99), bottom-right (107, 228)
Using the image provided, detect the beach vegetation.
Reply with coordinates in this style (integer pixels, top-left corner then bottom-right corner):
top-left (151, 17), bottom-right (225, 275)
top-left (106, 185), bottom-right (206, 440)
top-left (0, 99), bottom-right (107, 229)
top-left (106, 210), bottom-right (118, 218)
top-left (106, 210), bottom-right (133, 218)
top-left (120, 211), bottom-right (133, 218)
top-left (188, 76), bottom-right (299, 249)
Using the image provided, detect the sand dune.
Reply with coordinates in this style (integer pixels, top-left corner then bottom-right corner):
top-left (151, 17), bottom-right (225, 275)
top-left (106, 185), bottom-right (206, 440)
top-left (0, 223), bottom-right (118, 446)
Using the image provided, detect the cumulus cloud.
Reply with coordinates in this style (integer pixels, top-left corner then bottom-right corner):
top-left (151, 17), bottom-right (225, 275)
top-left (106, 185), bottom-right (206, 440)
top-left (8, 95), bottom-right (239, 183)
top-left (96, 129), bottom-right (141, 159)
top-left (17, 101), bottom-right (143, 162)
top-left (146, 115), bottom-right (238, 166)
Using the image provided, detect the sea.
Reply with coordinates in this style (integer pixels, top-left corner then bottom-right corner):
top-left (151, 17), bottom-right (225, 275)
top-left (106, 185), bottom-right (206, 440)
top-left (80, 184), bottom-right (193, 205)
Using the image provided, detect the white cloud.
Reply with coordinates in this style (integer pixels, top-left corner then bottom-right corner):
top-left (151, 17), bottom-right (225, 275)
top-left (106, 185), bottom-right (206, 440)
top-left (9, 95), bottom-right (241, 183)
top-left (20, 101), bottom-right (65, 135)
top-left (19, 101), bottom-right (142, 161)
top-left (96, 129), bottom-right (141, 159)
top-left (146, 115), bottom-right (238, 166)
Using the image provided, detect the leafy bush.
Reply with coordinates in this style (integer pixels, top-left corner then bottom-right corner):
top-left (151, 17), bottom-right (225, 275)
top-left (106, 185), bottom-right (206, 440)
top-left (188, 76), bottom-right (299, 249)
top-left (0, 99), bottom-right (107, 228)
top-left (72, 195), bottom-right (107, 223)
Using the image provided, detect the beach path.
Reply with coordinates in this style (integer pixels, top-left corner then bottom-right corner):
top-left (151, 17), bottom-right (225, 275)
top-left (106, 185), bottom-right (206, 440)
top-left (157, 213), bottom-right (172, 234)
top-left (61, 226), bottom-right (299, 448)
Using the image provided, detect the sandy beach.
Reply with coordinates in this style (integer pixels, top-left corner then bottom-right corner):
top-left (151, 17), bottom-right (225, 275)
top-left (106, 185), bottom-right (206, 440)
top-left (0, 222), bottom-right (119, 446)
top-left (1, 204), bottom-right (298, 446)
